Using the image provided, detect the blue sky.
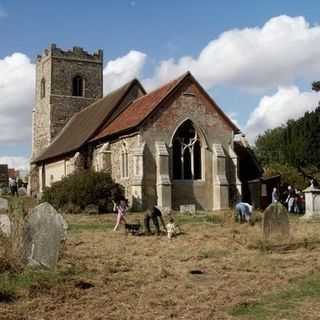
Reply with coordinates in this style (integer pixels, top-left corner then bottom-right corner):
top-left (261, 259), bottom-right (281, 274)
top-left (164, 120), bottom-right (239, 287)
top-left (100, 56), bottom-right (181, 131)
top-left (1, 0), bottom-right (320, 168)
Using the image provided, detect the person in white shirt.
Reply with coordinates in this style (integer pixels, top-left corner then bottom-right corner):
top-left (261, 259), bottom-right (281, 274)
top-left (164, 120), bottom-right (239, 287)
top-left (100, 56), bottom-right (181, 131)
top-left (234, 202), bottom-right (253, 223)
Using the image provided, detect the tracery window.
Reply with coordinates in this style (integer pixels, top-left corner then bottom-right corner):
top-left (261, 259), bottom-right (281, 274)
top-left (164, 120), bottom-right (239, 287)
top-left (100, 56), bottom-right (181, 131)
top-left (121, 144), bottom-right (129, 178)
top-left (72, 75), bottom-right (85, 96)
top-left (172, 120), bottom-right (202, 180)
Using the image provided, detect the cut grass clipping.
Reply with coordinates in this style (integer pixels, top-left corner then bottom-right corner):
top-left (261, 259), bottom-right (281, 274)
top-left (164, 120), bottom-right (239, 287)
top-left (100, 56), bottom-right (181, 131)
top-left (230, 272), bottom-right (320, 319)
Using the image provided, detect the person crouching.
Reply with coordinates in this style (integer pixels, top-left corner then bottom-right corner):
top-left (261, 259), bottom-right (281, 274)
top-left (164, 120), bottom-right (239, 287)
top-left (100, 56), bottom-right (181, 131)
top-left (144, 206), bottom-right (166, 235)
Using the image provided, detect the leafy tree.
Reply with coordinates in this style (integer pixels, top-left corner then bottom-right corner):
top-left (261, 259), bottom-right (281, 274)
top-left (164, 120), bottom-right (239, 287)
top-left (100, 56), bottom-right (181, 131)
top-left (255, 107), bottom-right (320, 170)
top-left (254, 81), bottom-right (320, 188)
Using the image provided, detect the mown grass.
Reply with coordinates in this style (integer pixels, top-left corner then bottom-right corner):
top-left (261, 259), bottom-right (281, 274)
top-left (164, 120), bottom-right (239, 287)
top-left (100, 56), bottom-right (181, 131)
top-left (68, 222), bottom-right (114, 233)
top-left (67, 212), bottom-right (223, 233)
top-left (230, 272), bottom-right (320, 319)
top-left (174, 213), bottom-right (223, 225)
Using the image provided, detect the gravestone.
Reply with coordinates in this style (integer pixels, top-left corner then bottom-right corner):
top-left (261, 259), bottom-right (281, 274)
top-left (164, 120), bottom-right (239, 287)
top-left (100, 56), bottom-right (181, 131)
top-left (0, 197), bottom-right (9, 213)
top-left (0, 214), bottom-right (11, 237)
top-left (303, 184), bottom-right (320, 219)
top-left (180, 204), bottom-right (196, 215)
top-left (23, 202), bottom-right (67, 269)
top-left (262, 202), bottom-right (289, 239)
top-left (85, 204), bottom-right (99, 214)
top-left (18, 187), bottom-right (27, 197)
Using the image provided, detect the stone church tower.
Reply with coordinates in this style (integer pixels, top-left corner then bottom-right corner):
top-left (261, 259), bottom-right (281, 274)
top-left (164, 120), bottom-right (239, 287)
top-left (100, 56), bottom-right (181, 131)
top-left (31, 44), bottom-right (103, 159)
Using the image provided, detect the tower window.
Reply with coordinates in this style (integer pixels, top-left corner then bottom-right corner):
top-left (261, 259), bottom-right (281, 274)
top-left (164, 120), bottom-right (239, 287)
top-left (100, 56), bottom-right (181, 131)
top-left (40, 78), bottom-right (46, 98)
top-left (72, 76), bottom-right (85, 97)
top-left (172, 120), bottom-right (202, 180)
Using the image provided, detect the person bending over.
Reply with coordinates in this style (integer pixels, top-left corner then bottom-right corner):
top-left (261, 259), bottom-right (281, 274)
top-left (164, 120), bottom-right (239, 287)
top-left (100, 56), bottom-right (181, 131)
top-left (234, 202), bottom-right (253, 223)
top-left (144, 206), bottom-right (166, 235)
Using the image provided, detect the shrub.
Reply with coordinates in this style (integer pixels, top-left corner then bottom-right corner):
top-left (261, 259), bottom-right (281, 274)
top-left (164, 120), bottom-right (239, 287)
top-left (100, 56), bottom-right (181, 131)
top-left (41, 170), bottom-right (123, 213)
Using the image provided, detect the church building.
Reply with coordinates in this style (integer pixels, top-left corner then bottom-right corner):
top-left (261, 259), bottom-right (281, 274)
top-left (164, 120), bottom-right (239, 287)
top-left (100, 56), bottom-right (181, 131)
top-left (31, 44), bottom-right (250, 211)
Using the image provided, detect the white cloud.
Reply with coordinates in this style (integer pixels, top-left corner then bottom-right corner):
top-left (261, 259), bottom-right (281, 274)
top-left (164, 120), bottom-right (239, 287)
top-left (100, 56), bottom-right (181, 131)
top-left (0, 156), bottom-right (29, 170)
top-left (103, 50), bottom-right (146, 93)
top-left (2, 15), bottom-right (320, 160)
top-left (0, 53), bottom-right (35, 144)
top-left (144, 15), bottom-right (320, 91)
top-left (245, 86), bottom-right (320, 142)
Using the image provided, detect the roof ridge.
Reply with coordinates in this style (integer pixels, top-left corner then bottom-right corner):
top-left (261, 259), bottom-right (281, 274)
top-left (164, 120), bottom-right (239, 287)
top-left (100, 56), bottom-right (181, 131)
top-left (98, 72), bottom-right (188, 126)
top-left (90, 72), bottom-right (191, 141)
top-left (140, 71), bottom-right (189, 100)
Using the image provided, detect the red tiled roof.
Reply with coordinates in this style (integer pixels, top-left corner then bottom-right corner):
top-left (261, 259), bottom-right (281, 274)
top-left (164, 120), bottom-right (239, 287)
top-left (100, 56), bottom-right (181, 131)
top-left (92, 73), bottom-right (187, 141)
top-left (92, 71), bottom-right (240, 141)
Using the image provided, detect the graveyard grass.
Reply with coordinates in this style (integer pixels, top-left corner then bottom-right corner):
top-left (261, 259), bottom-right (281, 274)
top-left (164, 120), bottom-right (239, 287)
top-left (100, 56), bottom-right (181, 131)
top-left (2, 201), bottom-right (320, 319)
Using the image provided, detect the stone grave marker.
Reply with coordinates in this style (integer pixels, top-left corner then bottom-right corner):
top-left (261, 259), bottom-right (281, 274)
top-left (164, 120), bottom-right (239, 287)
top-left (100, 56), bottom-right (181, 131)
top-left (23, 202), bottom-right (67, 269)
top-left (0, 214), bottom-right (11, 237)
top-left (18, 187), bottom-right (27, 197)
top-left (85, 204), bottom-right (99, 214)
top-left (180, 204), bottom-right (196, 215)
top-left (303, 184), bottom-right (320, 218)
top-left (262, 202), bottom-right (289, 239)
top-left (0, 197), bottom-right (9, 213)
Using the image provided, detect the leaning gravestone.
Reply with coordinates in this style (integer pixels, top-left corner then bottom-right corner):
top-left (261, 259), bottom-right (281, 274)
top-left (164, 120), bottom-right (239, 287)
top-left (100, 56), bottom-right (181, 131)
top-left (0, 197), bottom-right (9, 213)
top-left (23, 202), bottom-right (67, 269)
top-left (262, 202), bottom-right (290, 239)
top-left (0, 214), bottom-right (11, 237)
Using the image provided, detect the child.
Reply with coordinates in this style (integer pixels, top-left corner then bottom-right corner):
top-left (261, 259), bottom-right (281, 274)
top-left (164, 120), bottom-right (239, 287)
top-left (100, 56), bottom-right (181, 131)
top-left (113, 199), bottom-right (128, 231)
top-left (166, 217), bottom-right (181, 239)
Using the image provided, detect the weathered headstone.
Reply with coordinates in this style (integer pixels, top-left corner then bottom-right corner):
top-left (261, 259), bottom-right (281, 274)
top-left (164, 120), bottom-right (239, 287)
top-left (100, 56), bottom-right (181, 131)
top-left (0, 214), bottom-right (11, 237)
top-left (0, 197), bottom-right (9, 213)
top-left (262, 202), bottom-right (290, 239)
top-left (180, 204), bottom-right (196, 215)
top-left (23, 202), bottom-right (67, 269)
top-left (85, 204), bottom-right (99, 214)
top-left (18, 187), bottom-right (27, 197)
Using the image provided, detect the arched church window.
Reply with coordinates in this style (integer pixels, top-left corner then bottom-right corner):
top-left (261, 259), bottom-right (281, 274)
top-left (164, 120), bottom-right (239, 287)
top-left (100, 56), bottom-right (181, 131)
top-left (121, 144), bottom-right (129, 178)
top-left (72, 75), bottom-right (85, 97)
top-left (40, 78), bottom-right (46, 98)
top-left (172, 120), bottom-right (202, 180)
